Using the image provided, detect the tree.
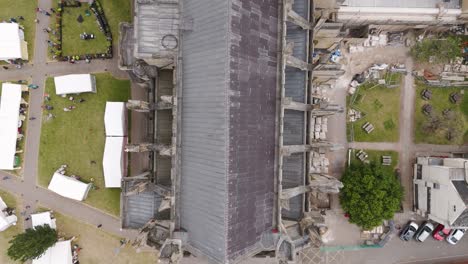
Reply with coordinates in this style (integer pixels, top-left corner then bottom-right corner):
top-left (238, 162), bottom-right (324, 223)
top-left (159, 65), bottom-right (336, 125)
top-left (7, 225), bottom-right (58, 262)
top-left (340, 162), bottom-right (403, 230)
top-left (410, 36), bottom-right (462, 63)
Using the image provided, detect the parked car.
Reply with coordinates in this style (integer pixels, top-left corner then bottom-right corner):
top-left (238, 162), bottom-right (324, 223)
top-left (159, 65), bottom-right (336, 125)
top-left (400, 221), bottom-right (419, 241)
top-left (446, 229), bottom-right (466, 245)
top-left (433, 224), bottom-right (450, 241)
top-left (415, 222), bottom-right (434, 242)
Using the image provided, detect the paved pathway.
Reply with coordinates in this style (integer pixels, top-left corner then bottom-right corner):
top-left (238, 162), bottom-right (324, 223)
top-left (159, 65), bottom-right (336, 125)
top-left (0, 0), bottom-right (137, 238)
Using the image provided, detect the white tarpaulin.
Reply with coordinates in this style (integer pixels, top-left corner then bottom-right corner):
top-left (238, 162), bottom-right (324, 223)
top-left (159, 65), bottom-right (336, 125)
top-left (54, 74), bottom-right (96, 95)
top-left (32, 240), bottom-right (72, 264)
top-left (0, 83), bottom-right (23, 170)
top-left (48, 173), bottom-right (92, 201)
top-left (0, 23), bottom-right (28, 60)
top-left (104, 102), bottom-right (126, 137)
top-left (0, 196), bottom-right (17, 232)
top-left (103, 137), bottom-right (125, 188)
top-left (31, 212), bottom-right (56, 229)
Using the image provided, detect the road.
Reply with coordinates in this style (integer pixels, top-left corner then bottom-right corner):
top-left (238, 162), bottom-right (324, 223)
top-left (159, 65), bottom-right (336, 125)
top-left (0, 0), bottom-right (138, 238)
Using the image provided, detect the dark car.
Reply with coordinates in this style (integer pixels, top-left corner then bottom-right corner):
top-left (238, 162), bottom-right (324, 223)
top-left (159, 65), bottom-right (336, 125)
top-left (400, 221), bottom-right (419, 241)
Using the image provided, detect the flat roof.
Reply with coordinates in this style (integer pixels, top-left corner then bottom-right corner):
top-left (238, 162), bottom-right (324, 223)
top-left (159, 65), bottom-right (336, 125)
top-left (104, 102), bottom-right (126, 137)
top-left (48, 173), bottom-right (92, 201)
top-left (0, 83), bottom-right (23, 170)
top-left (103, 137), bottom-right (125, 188)
top-left (0, 23), bottom-right (23, 60)
top-left (54, 74), bottom-right (96, 95)
top-left (341, 0), bottom-right (461, 9)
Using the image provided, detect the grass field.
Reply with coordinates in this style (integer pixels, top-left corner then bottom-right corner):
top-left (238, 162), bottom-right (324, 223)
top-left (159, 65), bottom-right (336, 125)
top-left (38, 73), bottom-right (130, 216)
top-left (350, 149), bottom-right (399, 173)
top-left (52, 0), bottom-right (131, 57)
top-left (53, 211), bottom-right (157, 264)
top-left (0, 0), bottom-right (37, 61)
top-left (0, 190), bottom-right (22, 264)
top-left (347, 73), bottom-right (401, 142)
top-left (414, 83), bottom-right (468, 145)
top-left (61, 6), bottom-right (108, 55)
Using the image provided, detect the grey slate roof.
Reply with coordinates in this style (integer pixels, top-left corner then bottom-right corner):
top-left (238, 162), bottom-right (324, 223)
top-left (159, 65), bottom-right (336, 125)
top-left (453, 180), bottom-right (468, 205)
top-left (179, 0), bottom-right (277, 262)
top-left (451, 180), bottom-right (468, 227)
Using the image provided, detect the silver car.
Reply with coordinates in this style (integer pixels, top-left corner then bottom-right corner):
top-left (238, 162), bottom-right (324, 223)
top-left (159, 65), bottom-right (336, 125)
top-left (415, 222), bottom-right (434, 242)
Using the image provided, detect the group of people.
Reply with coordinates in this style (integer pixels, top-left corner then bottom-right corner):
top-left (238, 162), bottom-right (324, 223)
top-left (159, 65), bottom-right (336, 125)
top-left (63, 96), bottom-right (86, 112)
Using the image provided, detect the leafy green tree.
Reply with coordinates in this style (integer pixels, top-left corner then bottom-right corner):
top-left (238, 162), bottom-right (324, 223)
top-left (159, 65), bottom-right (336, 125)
top-left (340, 162), bottom-right (403, 230)
top-left (410, 36), bottom-right (462, 63)
top-left (7, 225), bottom-right (58, 262)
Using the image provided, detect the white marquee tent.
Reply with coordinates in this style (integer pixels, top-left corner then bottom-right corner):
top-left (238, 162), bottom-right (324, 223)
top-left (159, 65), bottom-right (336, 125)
top-left (48, 172), bottom-right (92, 201)
top-left (31, 211), bottom-right (72, 264)
top-left (0, 83), bottom-right (23, 170)
top-left (54, 74), bottom-right (96, 95)
top-left (0, 23), bottom-right (28, 61)
top-left (32, 240), bottom-right (73, 264)
top-left (31, 212), bottom-right (57, 229)
top-left (0, 196), bottom-right (17, 232)
top-left (104, 102), bottom-right (126, 137)
top-left (103, 137), bottom-right (126, 188)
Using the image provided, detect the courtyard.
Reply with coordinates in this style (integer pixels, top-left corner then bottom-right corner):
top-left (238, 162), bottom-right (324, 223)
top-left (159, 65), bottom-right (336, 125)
top-left (49, 0), bottom-right (131, 58)
top-left (347, 72), bottom-right (401, 142)
top-left (38, 73), bottom-right (130, 216)
top-left (414, 83), bottom-right (467, 145)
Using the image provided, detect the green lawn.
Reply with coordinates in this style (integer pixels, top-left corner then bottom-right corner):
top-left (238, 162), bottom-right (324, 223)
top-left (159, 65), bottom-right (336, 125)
top-left (38, 73), bottom-right (130, 216)
top-left (0, 190), bottom-right (22, 264)
top-left (0, 0), bottom-right (37, 61)
top-left (51, 0), bottom-right (131, 57)
top-left (61, 6), bottom-right (108, 55)
top-left (347, 73), bottom-right (401, 142)
top-left (414, 83), bottom-right (468, 145)
top-left (350, 149), bottom-right (399, 173)
top-left (53, 212), bottom-right (157, 264)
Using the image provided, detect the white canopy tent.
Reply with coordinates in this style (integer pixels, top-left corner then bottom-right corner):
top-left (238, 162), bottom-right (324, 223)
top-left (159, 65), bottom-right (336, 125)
top-left (48, 172), bottom-right (92, 201)
top-left (0, 83), bottom-right (23, 170)
top-left (54, 74), bottom-right (96, 95)
top-left (31, 212), bottom-right (56, 229)
top-left (0, 23), bottom-right (28, 61)
top-left (32, 240), bottom-right (73, 264)
top-left (0, 196), bottom-right (17, 232)
top-left (103, 137), bottom-right (126, 188)
top-left (104, 102), bottom-right (126, 137)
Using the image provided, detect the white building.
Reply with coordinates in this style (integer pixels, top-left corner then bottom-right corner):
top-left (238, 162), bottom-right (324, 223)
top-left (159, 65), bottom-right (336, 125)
top-left (31, 212), bottom-right (72, 264)
top-left (54, 74), bottom-right (96, 95)
top-left (103, 136), bottom-right (126, 188)
top-left (104, 102), bottom-right (126, 137)
top-left (103, 102), bottom-right (127, 188)
top-left (48, 172), bottom-right (92, 201)
top-left (31, 212), bottom-right (57, 229)
top-left (414, 157), bottom-right (468, 228)
top-left (0, 23), bottom-right (28, 61)
top-left (337, 0), bottom-right (463, 25)
top-left (0, 196), bottom-right (17, 232)
top-left (0, 83), bottom-right (24, 170)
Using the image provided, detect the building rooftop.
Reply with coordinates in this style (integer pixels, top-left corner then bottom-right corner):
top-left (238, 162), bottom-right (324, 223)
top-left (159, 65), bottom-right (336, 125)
top-left (341, 0), bottom-right (461, 9)
top-left (179, 0), bottom-right (278, 262)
